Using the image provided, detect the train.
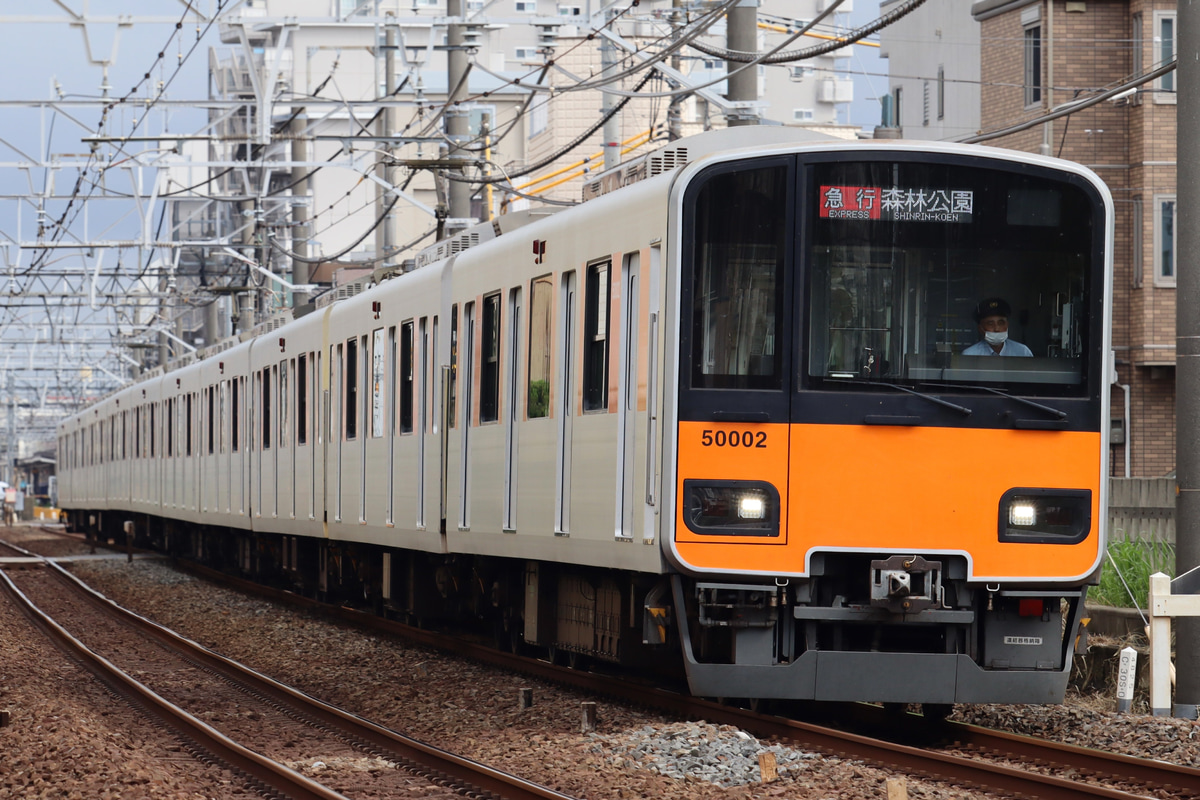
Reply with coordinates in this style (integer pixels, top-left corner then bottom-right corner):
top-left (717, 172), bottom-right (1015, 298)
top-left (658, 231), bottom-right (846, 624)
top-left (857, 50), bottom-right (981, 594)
top-left (58, 126), bottom-right (1113, 709)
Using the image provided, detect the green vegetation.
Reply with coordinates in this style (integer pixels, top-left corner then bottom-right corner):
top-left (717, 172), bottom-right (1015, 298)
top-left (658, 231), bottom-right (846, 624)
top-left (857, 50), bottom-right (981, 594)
top-left (1090, 536), bottom-right (1175, 609)
top-left (528, 379), bottom-right (550, 419)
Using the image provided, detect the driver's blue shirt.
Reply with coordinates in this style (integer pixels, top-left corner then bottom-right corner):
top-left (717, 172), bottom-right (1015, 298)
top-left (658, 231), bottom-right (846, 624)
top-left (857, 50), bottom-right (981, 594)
top-left (962, 339), bottom-right (1033, 357)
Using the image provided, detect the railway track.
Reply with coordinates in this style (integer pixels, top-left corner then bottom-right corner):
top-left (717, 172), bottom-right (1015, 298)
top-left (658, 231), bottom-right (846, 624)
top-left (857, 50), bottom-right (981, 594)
top-left (0, 542), bottom-right (578, 800)
top-left (169, 558), bottom-right (1200, 800)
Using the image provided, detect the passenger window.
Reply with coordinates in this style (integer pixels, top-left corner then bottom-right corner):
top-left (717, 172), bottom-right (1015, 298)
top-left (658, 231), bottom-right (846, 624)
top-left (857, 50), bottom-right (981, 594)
top-left (528, 276), bottom-right (553, 418)
top-left (481, 294), bottom-right (501, 422)
top-left (584, 261), bottom-right (611, 411)
top-left (372, 328), bottom-right (385, 438)
top-left (297, 355), bottom-right (308, 445)
top-left (401, 321), bottom-right (414, 433)
top-left (261, 370), bottom-right (272, 450)
top-left (279, 362), bottom-right (288, 448)
top-left (346, 337), bottom-right (358, 440)
top-left (449, 305), bottom-right (458, 428)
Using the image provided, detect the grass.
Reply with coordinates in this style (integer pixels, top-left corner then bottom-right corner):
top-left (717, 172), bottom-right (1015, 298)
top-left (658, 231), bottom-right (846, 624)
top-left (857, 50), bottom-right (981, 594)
top-left (1089, 535), bottom-right (1176, 609)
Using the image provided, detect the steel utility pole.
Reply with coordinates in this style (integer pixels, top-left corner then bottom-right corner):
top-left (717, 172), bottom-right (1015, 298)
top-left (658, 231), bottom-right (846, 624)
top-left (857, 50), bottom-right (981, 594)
top-left (446, 0), bottom-right (473, 228)
top-left (375, 18), bottom-right (399, 268)
top-left (292, 111), bottom-right (311, 292)
top-left (1174, 0), bottom-right (1200, 720)
top-left (600, 6), bottom-right (621, 170)
top-left (726, 0), bottom-right (759, 127)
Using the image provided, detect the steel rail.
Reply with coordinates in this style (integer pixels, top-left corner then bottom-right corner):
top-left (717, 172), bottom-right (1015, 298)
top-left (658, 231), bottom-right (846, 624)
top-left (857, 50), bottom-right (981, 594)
top-left (0, 565), bottom-right (350, 800)
top-left (41, 556), bottom-right (580, 800)
top-left (172, 559), bottom-right (1200, 800)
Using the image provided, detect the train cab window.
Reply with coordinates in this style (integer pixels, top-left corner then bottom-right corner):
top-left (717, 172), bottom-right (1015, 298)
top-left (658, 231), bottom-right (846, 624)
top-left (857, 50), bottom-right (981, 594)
top-left (583, 263), bottom-right (611, 411)
top-left (401, 321), bottom-right (415, 433)
top-left (528, 275), bottom-right (553, 418)
top-left (297, 355), bottom-right (308, 445)
top-left (688, 165), bottom-right (788, 391)
top-left (346, 337), bottom-right (359, 440)
top-left (481, 294), bottom-right (501, 422)
top-left (804, 159), bottom-right (1098, 396)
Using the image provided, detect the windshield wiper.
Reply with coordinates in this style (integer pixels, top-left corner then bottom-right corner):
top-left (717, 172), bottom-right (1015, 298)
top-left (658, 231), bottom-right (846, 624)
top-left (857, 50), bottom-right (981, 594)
top-left (920, 383), bottom-right (1067, 420)
top-left (827, 378), bottom-right (972, 416)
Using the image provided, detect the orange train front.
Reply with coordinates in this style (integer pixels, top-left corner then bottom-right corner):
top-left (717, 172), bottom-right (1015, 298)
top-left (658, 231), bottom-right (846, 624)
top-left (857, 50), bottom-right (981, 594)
top-left (664, 145), bottom-right (1111, 706)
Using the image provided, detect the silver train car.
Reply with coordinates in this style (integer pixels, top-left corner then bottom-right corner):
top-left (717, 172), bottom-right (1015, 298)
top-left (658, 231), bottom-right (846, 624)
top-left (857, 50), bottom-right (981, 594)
top-left (59, 127), bottom-right (1113, 707)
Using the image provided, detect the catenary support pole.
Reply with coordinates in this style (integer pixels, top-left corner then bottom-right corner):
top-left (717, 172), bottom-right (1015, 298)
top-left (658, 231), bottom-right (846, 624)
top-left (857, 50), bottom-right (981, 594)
top-left (725, 0), bottom-right (759, 127)
top-left (601, 7), bottom-right (621, 170)
top-left (446, 0), bottom-right (473, 227)
top-left (1175, 0), bottom-right (1200, 720)
top-left (291, 112), bottom-right (311, 293)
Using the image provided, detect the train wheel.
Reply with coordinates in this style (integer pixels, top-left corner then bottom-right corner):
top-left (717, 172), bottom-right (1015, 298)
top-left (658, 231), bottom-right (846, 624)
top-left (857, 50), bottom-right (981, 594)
top-left (922, 703), bottom-right (953, 723)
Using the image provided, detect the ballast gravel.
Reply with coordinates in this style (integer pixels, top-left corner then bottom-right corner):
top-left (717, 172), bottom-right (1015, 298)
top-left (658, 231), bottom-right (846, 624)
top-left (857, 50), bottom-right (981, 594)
top-left (3, 528), bottom-right (1200, 799)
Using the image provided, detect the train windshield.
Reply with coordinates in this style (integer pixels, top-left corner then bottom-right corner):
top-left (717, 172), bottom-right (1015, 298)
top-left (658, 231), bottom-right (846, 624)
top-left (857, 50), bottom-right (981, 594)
top-left (804, 159), bottom-right (1097, 397)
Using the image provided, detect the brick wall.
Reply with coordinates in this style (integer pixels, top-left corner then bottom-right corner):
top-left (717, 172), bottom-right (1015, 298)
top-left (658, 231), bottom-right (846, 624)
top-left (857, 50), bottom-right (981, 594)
top-left (979, 0), bottom-right (1177, 476)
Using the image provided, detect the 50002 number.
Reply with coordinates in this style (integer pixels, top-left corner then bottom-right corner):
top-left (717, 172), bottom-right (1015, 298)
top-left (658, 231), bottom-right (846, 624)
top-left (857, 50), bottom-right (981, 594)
top-left (700, 430), bottom-right (767, 448)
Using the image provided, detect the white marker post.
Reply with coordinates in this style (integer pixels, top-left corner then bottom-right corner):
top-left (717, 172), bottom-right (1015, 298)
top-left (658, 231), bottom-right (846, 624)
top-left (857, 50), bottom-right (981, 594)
top-left (1117, 646), bottom-right (1138, 713)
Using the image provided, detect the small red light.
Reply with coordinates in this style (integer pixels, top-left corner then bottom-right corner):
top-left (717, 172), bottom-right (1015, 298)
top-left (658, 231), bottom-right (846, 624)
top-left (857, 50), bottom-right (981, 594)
top-left (1018, 598), bottom-right (1044, 617)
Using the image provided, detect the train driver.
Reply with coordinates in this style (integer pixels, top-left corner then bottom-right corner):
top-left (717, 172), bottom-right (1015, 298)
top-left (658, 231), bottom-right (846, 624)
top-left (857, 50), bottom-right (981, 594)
top-left (962, 297), bottom-right (1033, 357)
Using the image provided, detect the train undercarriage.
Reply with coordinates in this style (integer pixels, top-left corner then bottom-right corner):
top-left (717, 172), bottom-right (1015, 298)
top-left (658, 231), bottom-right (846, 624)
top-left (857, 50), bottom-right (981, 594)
top-left (69, 509), bottom-right (1089, 706)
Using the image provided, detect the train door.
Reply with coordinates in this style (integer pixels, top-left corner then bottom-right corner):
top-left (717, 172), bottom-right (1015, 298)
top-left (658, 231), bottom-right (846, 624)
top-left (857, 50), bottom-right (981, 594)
top-left (418, 317), bottom-right (429, 528)
top-left (616, 252), bottom-right (640, 539)
top-left (289, 358), bottom-right (297, 519)
top-left (504, 289), bottom-right (521, 530)
top-left (334, 343), bottom-right (344, 522)
top-left (555, 271), bottom-right (576, 534)
top-left (386, 327), bottom-right (397, 525)
top-left (459, 302), bottom-right (475, 529)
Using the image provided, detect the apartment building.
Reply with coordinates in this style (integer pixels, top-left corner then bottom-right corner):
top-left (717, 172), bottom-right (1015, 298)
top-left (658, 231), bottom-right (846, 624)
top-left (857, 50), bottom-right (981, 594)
top-left (971, 0), bottom-right (1177, 477)
top-left (879, 0), bottom-right (981, 140)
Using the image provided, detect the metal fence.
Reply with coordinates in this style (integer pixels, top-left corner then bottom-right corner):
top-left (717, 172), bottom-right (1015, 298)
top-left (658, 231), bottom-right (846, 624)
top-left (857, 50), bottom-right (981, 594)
top-left (1108, 478), bottom-right (1175, 544)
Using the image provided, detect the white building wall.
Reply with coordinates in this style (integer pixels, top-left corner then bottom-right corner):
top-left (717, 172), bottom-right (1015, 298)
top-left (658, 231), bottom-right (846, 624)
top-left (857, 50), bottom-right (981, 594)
top-left (879, 0), bottom-right (981, 140)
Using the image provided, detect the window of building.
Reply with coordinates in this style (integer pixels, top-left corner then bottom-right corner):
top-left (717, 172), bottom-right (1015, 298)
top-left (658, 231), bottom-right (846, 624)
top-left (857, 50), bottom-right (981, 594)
top-left (558, 4), bottom-right (582, 15)
top-left (1154, 195), bottom-right (1176, 287)
top-left (892, 86), bottom-right (902, 127)
top-left (937, 65), bottom-right (945, 120)
top-left (793, 108), bottom-right (814, 122)
top-left (583, 261), bottom-right (611, 411)
top-left (1155, 11), bottom-right (1176, 102)
top-left (481, 293), bottom-right (501, 422)
top-left (528, 275), bottom-right (553, 418)
top-left (1132, 197), bottom-right (1144, 289)
top-left (1024, 25), bottom-right (1042, 106)
top-left (515, 0), bottom-right (536, 12)
top-left (790, 65), bottom-right (814, 80)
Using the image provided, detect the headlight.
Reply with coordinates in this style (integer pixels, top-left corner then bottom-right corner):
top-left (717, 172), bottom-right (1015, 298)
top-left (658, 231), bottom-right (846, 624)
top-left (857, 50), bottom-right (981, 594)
top-left (998, 488), bottom-right (1091, 544)
top-left (683, 480), bottom-right (781, 537)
